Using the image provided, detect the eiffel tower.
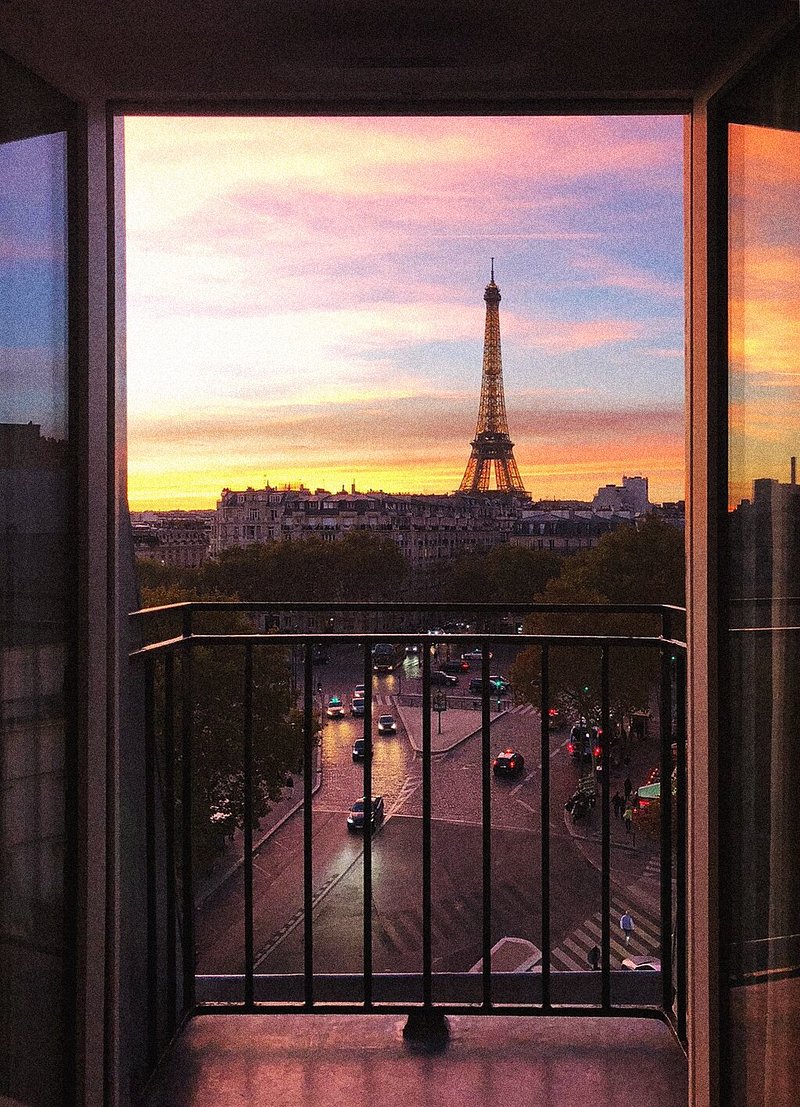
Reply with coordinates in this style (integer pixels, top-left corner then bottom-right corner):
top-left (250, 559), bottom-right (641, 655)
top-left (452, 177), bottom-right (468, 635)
top-left (458, 261), bottom-right (526, 494)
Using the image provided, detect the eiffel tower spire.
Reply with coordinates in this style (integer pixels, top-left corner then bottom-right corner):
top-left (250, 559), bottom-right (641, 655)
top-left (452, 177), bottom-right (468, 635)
top-left (458, 263), bottom-right (526, 494)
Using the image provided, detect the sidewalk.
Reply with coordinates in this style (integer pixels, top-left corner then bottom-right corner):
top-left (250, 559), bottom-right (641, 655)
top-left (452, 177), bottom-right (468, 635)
top-left (562, 734), bottom-right (662, 879)
top-left (395, 699), bottom-right (507, 755)
top-left (195, 746), bottom-right (322, 906)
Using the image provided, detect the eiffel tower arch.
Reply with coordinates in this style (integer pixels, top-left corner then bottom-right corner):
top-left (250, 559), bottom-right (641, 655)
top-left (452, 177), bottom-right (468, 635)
top-left (458, 262), bottom-right (526, 495)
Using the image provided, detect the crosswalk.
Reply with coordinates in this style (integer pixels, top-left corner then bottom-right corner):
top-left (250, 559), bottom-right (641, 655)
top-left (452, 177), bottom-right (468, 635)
top-left (550, 858), bottom-right (664, 970)
top-left (373, 863), bottom-right (666, 971)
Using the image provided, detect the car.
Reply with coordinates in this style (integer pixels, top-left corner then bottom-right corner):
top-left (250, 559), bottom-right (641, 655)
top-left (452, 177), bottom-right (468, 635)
top-left (352, 738), bottom-right (366, 761)
top-left (439, 658), bottom-right (469, 673)
top-left (326, 695), bottom-right (345, 719)
top-left (377, 714), bottom-right (397, 735)
top-left (429, 670), bottom-right (458, 687)
top-left (461, 648), bottom-right (493, 662)
top-left (567, 720), bottom-right (592, 758)
top-left (469, 676), bottom-right (509, 695)
top-left (351, 699), bottom-right (365, 717)
top-left (621, 955), bottom-right (661, 971)
top-left (346, 795), bottom-right (385, 831)
top-left (353, 684), bottom-right (366, 697)
top-left (493, 748), bottom-right (525, 776)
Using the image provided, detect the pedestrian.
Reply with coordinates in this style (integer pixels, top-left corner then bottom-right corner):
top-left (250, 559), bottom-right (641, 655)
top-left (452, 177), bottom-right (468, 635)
top-left (612, 790), bottom-right (623, 818)
top-left (620, 910), bottom-right (635, 946)
top-left (588, 944), bottom-right (601, 971)
top-left (624, 776), bottom-right (633, 801)
top-left (623, 803), bottom-right (633, 834)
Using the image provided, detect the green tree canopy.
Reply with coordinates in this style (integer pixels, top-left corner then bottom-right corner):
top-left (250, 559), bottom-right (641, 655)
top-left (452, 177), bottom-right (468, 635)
top-left (510, 517), bottom-right (685, 727)
top-left (439, 544), bottom-right (563, 604)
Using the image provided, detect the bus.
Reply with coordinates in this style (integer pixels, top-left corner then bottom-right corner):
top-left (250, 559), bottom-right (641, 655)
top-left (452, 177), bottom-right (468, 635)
top-left (371, 642), bottom-right (398, 673)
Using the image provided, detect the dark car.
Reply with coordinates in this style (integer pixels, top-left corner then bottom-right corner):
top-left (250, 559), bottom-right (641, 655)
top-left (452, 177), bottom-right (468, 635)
top-left (346, 795), bottom-right (385, 831)
top-left (439, 658), bottom-right (469, 673)
top-left (352, 738), bottom-right (366, 761)
top-left (567, 720), bottom-right (593, 759)
top-left (351, 698), bottom-right (365, 717)
top-left (429, 670), bottom-right (458, 687)
top-left (493, 748), bottom-right (525, 776)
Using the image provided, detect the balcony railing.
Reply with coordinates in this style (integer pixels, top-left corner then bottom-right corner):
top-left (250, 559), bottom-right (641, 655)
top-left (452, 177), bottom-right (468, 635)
top-left (129, 602), bottom-right (686, 1068)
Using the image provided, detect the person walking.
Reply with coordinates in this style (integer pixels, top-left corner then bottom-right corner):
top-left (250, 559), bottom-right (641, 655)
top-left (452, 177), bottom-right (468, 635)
top-left (612, 790), bottom-right (623, 818)
top-left (624, 776), bottom-right (633, 801)
top-left (588, 944), bottom-right (601, 971)
top-left (623, 802), bottom-right (633, 834)
top-left (620, 910), bottom-right (635, 946)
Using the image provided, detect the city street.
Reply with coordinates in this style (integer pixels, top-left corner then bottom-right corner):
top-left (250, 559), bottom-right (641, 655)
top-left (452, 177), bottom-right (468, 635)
top-left (196, 644), bottom-right (664, 980)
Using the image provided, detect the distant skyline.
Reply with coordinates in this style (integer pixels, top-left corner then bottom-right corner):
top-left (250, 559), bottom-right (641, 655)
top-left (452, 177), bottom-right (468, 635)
top-left (124, 116), bottom-right (685, 510)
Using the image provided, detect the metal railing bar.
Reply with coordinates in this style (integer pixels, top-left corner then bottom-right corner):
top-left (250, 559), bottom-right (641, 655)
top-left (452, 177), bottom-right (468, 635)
top-left (303, 642), bottom-right (314, 1008)
top-left (660, 646), bottom-right (674, 1014)
top-left (675, 651), bottom-right (687, 1044)
top-left (243, 644), bottom-right (255, 1010)
top-left (131, 600), bottom-right (684, 618)
top-left (540, 643), bottom-right (551, 1010)
top-left (481, 643), bottom-right (492, 1011)
top-left (163, 652), bottom-right (177, 1037)
top-left (193, 1000), bottom-right (672, 1020)
top-left (421, 642), bottom-right (433, 1007)
top-left (130, 632), bottom-right (687, 658)
top-left (144, 656), bottom-right (158, 1069)
top-left (600, 645), bottom-right (611, 1010)
top-left (132, 612), bottom-right (688, 1034)
top-left (180, 646), bottom-right (195, 1013)
top-left (362, 641), bottom-right (373, 1009)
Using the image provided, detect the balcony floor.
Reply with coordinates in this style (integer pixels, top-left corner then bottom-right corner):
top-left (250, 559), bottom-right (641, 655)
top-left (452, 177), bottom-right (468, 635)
top-left (141, 1013), bottom-right (688, 1107)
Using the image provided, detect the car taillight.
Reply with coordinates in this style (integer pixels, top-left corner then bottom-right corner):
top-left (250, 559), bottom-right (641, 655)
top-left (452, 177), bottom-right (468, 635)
top-left (567, 742), bottom-right (575, 754)
top-left (492, 759), bottom-right (498, 767)
top-left (593, 746), bottom-right (602, 758)
top-left (549, 708), bottom-right (558, 717)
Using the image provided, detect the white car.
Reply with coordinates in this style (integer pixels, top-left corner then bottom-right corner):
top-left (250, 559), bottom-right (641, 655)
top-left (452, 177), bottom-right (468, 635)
top-left (326, 695), bottom-right (345, 719)
top-left (377, 714), bottom-right (397, 735)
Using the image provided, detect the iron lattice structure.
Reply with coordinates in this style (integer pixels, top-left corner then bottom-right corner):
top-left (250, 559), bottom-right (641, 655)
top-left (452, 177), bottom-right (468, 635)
top-left (459, 264), bottom-right (526, 494)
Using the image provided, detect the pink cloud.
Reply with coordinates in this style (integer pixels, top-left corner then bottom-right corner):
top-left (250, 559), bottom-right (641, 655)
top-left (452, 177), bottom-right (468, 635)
top-left (505, 314), bottom-right (644, 351)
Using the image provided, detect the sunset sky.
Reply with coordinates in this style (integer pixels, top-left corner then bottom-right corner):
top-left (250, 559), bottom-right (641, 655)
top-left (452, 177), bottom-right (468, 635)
top-left (728, 123), bottom-right (800, 509)
top-left (124, 116), bottom-right (686, 509)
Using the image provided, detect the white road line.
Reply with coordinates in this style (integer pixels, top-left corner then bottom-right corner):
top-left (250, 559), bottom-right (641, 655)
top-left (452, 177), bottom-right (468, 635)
top-left (509, 771), bottom-right (534, 796)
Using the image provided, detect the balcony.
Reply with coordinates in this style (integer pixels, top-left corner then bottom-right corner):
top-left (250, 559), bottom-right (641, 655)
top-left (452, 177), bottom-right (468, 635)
top-left (130, 602), bottom-right (687, 1106)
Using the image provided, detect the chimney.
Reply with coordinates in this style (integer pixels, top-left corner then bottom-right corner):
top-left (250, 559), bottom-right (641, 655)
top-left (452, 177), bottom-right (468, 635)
top-left (351, 481), bottom-right (356, 494)
top-left (792, 457), bottom-right (796, 485)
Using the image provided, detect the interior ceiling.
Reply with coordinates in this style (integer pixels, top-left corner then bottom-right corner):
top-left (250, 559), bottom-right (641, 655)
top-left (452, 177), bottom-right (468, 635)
top-left (0, 0), bottom-right (796, 106)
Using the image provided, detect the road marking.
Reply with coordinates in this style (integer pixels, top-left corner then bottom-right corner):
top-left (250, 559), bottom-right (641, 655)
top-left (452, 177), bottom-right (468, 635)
top-left (509, 770), bottom-right (535, 796)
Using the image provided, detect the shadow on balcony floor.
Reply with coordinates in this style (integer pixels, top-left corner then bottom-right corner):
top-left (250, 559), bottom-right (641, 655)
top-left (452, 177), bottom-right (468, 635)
top-left (141, 1014), bottom-right (687, 1107)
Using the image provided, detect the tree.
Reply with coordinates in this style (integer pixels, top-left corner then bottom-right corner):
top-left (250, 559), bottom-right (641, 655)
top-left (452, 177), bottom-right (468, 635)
top-left (139, 583), bottom-right (316, 872)
top-left (198, 532), bottom-right (407, 603)
top-left (439, 545), bottom-right (563, 604)
top-left (510, 517), bottom-right (685, 739)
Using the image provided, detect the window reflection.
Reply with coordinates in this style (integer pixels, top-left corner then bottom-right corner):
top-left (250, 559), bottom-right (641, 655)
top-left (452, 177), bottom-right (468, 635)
top-left (725, 102), bottom-right (800, 1107)
top-left (0, 128), bottom-right (70, 1106)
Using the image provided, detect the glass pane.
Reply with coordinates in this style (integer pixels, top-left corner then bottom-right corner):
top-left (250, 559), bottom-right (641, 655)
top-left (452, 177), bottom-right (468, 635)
top-left (725, 94), bottom-right (800, 1106)
top-left (0, 125), bottom-right (70, 1105)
